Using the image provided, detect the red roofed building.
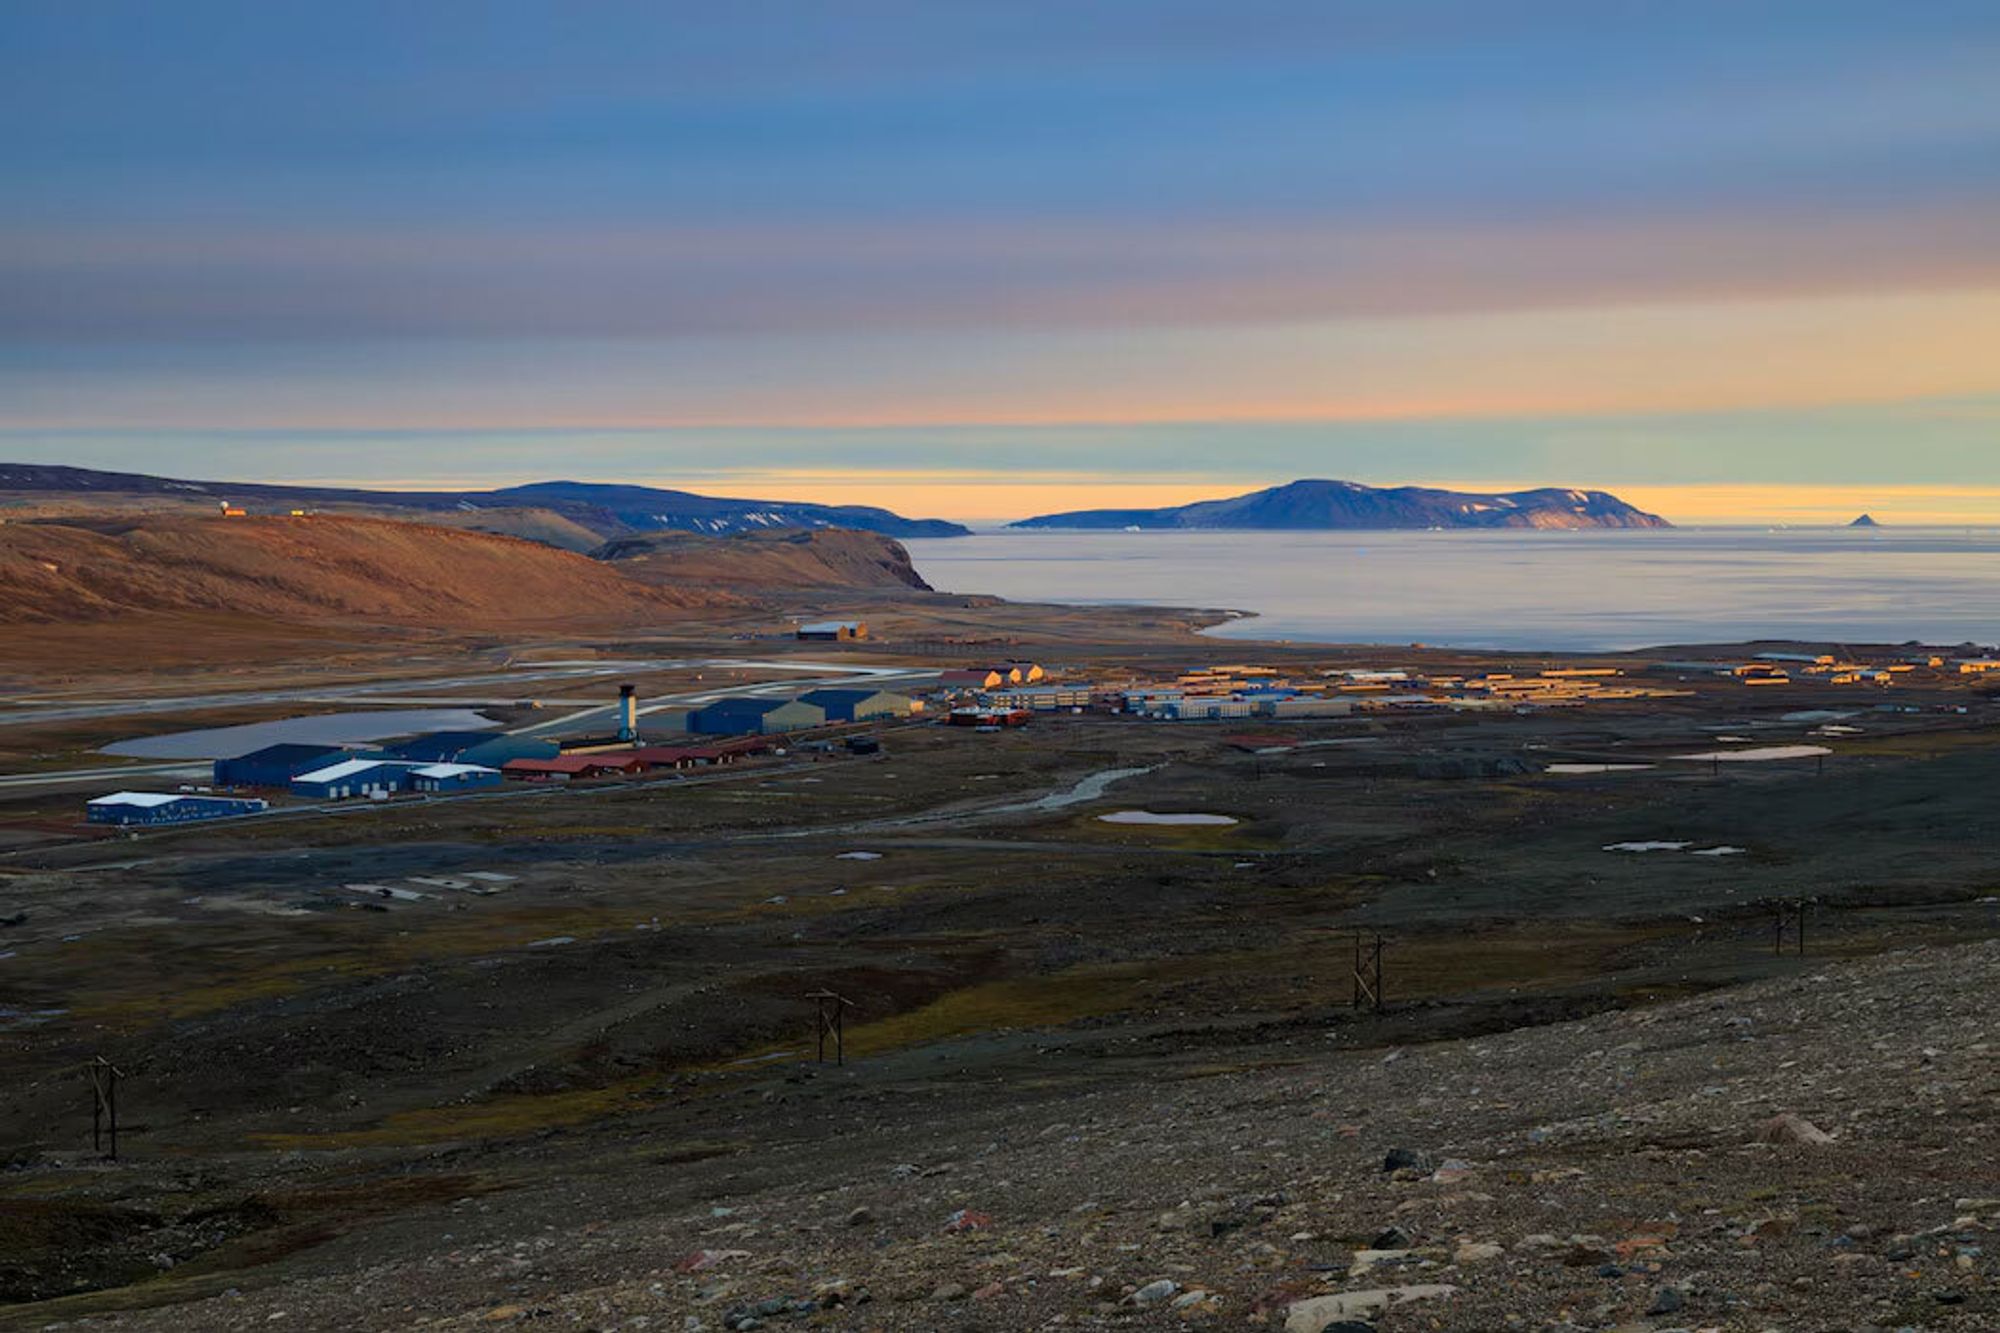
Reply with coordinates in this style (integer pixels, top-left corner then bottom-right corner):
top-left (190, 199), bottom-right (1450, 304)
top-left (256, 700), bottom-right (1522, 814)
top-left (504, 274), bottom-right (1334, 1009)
top-left (631, 745), bottom-right (743, 770)
top-left (502, 753), bottom-right (648, 782)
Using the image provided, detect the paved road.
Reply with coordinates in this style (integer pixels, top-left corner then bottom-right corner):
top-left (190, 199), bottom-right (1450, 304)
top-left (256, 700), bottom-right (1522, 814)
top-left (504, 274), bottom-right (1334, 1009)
top-left (0, 761), bottom-right (210, 792)
top-left (516, 664), bottom-right (952, 736)
top-left (0, 657), bottom-right (932, 729)
top-left (0, 665), bottom-right (628, 728)
top-left (508, 665), bottom-right (941, 737)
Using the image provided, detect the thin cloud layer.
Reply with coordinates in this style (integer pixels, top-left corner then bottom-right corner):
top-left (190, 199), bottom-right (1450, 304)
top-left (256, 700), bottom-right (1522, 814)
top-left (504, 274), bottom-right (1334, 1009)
top-left (3, 1), bottom-right (1999, 507)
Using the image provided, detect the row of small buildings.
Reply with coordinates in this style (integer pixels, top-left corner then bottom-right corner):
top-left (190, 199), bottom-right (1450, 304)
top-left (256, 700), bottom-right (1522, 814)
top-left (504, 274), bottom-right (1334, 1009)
top-left (1646, 652), bottom-right (1986, 688)
top-left (92, 688), bottom-right (926, 824)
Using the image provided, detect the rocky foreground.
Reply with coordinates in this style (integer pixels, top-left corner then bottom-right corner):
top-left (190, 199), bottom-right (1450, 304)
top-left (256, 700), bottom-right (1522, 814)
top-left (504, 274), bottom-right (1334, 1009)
top-left (77, 939), bottom-right (2000, 1332)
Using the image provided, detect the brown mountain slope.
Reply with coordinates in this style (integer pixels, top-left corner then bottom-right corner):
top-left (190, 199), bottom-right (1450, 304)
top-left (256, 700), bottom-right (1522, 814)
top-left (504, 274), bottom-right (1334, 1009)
top-left (592, 527), bottom-right (932, 592)
top-left (425, 506), bottom-right (616, 553)
top-left (0, 513), bottom-right (737, 627)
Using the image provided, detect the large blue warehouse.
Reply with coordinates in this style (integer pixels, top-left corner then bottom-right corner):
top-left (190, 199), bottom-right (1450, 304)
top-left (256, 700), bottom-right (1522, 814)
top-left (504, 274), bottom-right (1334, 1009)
top-left (386, 731), bottom-right (558, 767)
top-left (290, 758), bottom-right (417, 801)
top-left (797, 688), bottom-right (915, 723)
top-left (213, 743), bottom-right (365, 789)
top-left (687, 697), bottom-right (827, 735)
top-left (87, 792), bottom-right (269, 826)
top-left (409, 763), bottom-right (504, 793)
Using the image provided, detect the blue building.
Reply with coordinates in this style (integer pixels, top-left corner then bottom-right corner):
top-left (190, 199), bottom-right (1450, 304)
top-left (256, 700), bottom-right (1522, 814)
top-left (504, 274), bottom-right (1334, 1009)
top-left (797, 688), bottom-right (914, 723)
top-left (687, 697), bottom-right (827, 735)
top-left (410, 762), bottom-right (504, 793)
top-left (290, 758), bottom-right (418, 801)
top-left (87, 792), bottom-right (269, 826)
top-left (386, 730), bottom-right (558, 768)
top-left (213, 743), bottom-right (362, 789)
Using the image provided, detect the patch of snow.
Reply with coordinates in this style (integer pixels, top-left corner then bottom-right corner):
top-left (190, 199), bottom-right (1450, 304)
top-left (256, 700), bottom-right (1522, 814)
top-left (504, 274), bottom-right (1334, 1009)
top-left (1603, 841), bottom-right (1692, 853)
top-left (1098, 810), bottom-right (1239, 826)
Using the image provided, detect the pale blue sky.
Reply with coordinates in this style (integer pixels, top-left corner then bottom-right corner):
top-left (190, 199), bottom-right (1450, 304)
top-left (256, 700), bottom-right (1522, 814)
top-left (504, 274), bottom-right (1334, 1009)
top-left (3, 1), bottom-right (1998, 520)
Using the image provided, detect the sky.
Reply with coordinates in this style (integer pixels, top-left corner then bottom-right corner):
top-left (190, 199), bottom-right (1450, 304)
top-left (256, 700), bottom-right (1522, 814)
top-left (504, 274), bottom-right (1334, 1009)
top-left (3, 1), bottom-right (1999, 524)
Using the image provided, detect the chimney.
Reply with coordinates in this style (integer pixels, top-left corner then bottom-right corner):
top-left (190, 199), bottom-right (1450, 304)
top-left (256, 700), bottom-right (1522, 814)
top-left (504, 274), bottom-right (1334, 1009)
top-left (618, 684), bottom-right (638, 742)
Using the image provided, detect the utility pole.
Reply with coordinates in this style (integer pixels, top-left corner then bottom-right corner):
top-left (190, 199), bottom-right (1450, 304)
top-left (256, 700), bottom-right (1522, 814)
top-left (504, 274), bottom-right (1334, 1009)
top-left (1772, 895), bottom-right (1809, 957)
top-left (1351, 933), bottom-right (1386, 1013)
top-left (807, 990), bottom-right (857, 1065)
top-left (86, 1057), bottom-right (124, 1160)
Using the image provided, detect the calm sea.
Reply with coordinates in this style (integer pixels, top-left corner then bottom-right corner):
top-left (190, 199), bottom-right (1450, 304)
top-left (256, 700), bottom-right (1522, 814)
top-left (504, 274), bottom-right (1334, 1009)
top-left (903, 527), bottom-right (2000, 651)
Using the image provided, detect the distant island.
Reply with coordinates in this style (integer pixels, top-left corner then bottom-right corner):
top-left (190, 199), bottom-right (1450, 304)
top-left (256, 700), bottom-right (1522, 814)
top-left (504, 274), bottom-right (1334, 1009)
top-left (1010, 479), bottom-right (1670, 531)
top-left (1849, 513), bottom-right (1881, 528)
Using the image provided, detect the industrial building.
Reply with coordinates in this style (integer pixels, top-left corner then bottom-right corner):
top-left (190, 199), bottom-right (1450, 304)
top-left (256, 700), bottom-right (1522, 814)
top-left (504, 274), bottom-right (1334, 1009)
top-left (409, 763), bottom-right (503, 793)
top-left (988, 686), bottom-right (1095, 711)
top-left (687, 697), bottom-right (827, 735)
top-left (290, 759), bottom-right (418, 801)
top-left (796, 620), bottom-right (867, 641)
top-left (501, 754), bottom-right (648, 782)
top-left (797, 688), bottom-right (915, 723)
top-left (1265, 697), bottom-right (1354, 718)
top-left (213, 743), bottom-right (366, 789)
top-left (948, 707), bottom-right (1031, 728)
top-left (385, 730), bottom-right (557, 768)
top-left (1121, 687), bottom-right (1352, 721)
top-left (87, 792), bottom-right (269, 826)
top-left (1170, 697), bottom-right (1256, 720)
top-left (630, 744), bottom-right (744, 769)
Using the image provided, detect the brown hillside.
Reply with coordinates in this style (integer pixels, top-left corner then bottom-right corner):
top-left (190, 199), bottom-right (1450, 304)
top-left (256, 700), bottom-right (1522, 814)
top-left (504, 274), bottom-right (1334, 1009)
top-left (424, 506), bottom-right (614, 553)
top-left (0, 513), bottom-right (737, 627)
top-left (593, 527), bottom-right (933, 591)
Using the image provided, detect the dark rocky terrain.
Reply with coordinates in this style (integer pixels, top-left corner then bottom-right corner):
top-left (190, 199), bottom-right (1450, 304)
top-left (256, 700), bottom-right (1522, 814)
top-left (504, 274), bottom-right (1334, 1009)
top-left (25, 938), bottom-right (2000, 1332)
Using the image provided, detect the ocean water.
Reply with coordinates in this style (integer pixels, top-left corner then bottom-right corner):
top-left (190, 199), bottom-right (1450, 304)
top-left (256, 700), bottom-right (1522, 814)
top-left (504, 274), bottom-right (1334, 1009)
top-left (903, 527), bottom-right (2000, 651)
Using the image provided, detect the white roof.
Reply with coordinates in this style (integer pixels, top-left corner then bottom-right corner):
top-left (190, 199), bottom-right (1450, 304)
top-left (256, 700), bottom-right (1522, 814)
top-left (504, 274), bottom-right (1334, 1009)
top-left (293, 758), bottom-right (412, 784)
top-left (411, 763), bottom-right (499, 778)
top-left (88, 791), bottom-right (183, 808)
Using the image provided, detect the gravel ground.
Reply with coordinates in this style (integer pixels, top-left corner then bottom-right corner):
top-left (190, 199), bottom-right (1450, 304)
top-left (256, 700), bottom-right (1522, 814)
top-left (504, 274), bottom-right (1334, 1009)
top-left (49, 938), bottom-right (2000, 1333)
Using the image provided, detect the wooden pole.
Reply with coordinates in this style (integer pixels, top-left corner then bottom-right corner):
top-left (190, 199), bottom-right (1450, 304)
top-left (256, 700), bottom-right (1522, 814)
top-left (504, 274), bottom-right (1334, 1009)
top-left (807, 990), bottom-right (855, 1065)
top-left (85, 1058), bottom-right (123, 1160)
top-left (1352, 934), bottom-right (1362, 1009)
top-left (1351, 934), bottom-right (1384, 1013)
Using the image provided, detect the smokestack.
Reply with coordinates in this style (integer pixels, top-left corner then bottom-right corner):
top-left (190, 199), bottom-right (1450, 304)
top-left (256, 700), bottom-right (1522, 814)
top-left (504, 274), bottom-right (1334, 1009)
top-left (618, 684), bottom-right (638, 742)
